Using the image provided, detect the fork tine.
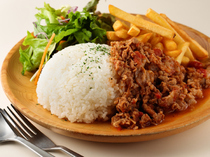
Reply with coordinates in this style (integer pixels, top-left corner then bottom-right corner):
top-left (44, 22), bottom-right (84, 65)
top-left (11, 104), bottom-right (41, 134)
top-left (1, 108), bottom-right (31, 139)
top-left (0, 109), bottom-right (22, 137)
top-left (9, 105), bottom-right (84, 157)
top-left (7, 106), bottom-right (35, 137)
top-left (0, 109), bottom-right (55, 157)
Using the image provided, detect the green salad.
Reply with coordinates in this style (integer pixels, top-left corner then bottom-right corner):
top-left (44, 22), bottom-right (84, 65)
top-left (19, 0), bottom-right (115, 75)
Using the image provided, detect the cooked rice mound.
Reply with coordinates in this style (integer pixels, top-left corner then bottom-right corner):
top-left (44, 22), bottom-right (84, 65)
top-left (36, 43), bottom-right (118, 123)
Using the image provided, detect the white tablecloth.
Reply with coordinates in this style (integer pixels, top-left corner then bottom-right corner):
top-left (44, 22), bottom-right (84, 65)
top-left (0, 0), bottom-right (210, 156)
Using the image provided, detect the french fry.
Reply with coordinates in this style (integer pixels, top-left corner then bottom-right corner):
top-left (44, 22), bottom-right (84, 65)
top-left (149, 32), bottom-right (158, 42)
top-left (127, 25), bottom-right (140, 37)
top-left (115, 28), bottom-right (130, 39)
top-left (164, 49), bottom-right (182, 58)
top-left (176, 42), bottom-right (190, 63)
top-left (136, 33), bottom-right (153, 43)
top-left (136, 14), bottom-right (144, 19)
top-left (146, 8), bottom-right (195, 61)
top-left (146, 8), bottom-right (181, 43)
top-left (151, 36), bottom-right (163, 47)
top-left (106, 31), bottom-right (122, 41)
top-left (146, 8), bottom-right (173, 29)
top-left (139, 29), bottom-right (151, 35)
top-left (108, 5), bottom-right (175, 39)
top-left (113, 20), bottom-right (129, 31)
top-left (154, 42), bottom-right (164, 51)
top-left (160, 13), bottom-right (208, 60)
top-left (181, 56), bottom-right (190, 66)
top-left (162, 38), bottom-right (177, 51)
top-left (130, 15), bottom-right (144, 27)
top-left (183, 48), bottom-right (195, 61)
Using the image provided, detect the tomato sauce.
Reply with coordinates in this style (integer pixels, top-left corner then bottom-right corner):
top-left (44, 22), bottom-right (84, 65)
top-left (164, 88), bottom-right (210, 122)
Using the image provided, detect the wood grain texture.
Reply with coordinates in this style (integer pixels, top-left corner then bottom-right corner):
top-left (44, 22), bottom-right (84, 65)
top-left (1, 22), bottom-right (210, 143)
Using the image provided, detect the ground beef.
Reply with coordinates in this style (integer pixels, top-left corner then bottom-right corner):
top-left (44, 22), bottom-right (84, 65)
top-left (110, 38), bottom-right (210, 130)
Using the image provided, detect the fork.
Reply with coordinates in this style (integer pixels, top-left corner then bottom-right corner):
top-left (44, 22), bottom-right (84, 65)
top-left (0, 109), bottom-right (54, 157)
top-left (3, 104), bottom-right (83, 157)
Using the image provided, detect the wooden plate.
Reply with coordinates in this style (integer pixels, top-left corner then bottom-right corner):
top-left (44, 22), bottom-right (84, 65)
top-left (1, 23), bottom-right (210, 143)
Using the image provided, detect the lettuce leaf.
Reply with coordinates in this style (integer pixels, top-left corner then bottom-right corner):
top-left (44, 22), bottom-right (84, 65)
top-left (19, 31), bottom-right (56, 75)
top-left (19, 1), bottom-right (113, 75)
top-left (35, 2), bottom-right (67, 24)
top-left (83, 0), bottom-right (99, 12)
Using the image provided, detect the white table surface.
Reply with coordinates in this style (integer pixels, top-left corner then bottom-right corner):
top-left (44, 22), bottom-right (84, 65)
top-left (0, 0), bottom-right (210, 157)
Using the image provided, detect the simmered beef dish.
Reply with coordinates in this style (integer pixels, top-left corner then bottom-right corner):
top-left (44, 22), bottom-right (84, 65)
top-left (110, 38), bottom-right (210, 129)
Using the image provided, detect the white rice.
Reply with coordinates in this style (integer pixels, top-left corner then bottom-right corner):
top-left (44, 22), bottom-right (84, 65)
top-left (36, 43), bottom-right (118, 123)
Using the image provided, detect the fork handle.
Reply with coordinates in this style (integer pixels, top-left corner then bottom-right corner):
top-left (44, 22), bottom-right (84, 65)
top-left (48, 145), bottom-right (83, 157)
top-left (14, 136), bottom-right (54, 157)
